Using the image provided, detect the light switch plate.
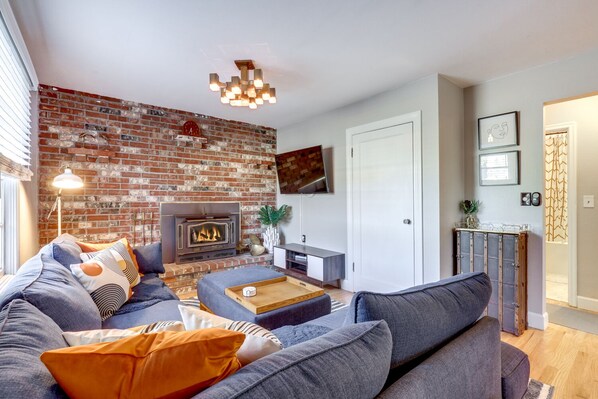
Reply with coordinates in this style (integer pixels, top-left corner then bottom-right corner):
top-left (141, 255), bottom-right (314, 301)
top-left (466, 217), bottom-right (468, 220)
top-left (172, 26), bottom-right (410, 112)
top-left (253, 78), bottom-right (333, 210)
top-left (583, 195), bottom-right (594, 208)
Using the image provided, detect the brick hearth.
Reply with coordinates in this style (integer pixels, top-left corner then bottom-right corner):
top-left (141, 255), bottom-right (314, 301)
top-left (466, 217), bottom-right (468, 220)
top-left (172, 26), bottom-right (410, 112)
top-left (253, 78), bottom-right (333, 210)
top-left (160, 254), bottom-right (273, 297)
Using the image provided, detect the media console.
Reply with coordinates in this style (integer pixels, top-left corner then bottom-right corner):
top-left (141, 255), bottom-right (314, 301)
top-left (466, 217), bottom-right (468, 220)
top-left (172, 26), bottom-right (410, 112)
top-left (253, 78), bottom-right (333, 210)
top-left (272, 243), bottom-right (345, 287)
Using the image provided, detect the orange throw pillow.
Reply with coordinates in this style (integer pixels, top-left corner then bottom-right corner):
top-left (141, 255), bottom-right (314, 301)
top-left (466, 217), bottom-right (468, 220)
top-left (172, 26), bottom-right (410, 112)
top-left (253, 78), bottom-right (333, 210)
top-left (78, 238), bottom-right (141, 273)
top-left (41, 329), bottom-right (244, 399)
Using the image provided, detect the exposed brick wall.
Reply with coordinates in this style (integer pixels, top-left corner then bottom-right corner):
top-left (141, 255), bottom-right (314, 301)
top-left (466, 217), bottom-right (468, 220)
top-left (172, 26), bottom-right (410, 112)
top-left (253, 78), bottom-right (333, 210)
top-left (37, 84), bottom-right (277, 246)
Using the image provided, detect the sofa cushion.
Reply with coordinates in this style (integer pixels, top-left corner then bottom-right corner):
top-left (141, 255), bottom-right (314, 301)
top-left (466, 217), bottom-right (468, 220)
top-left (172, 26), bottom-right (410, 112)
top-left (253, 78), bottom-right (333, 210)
top-left (0, 246), bottom-right (102, 331)
top-left (133, 242), bottom-right (165, 274)
top-left (271, 323), bottom-right (332, 348)
top-left (193, 320), bottom-right (393, 399)
top-left (41, 329), bottom-right (245, 399)
top-left (501, 342), bottom-right (531, 399)
top-left (376, 317), bottom-right (501, 399)
top-left (344, 272), bottom-right (491, 369)
top-left (0, 299), bottom-right (68, 398)
top-left (112, 273), bottom-right (179, 315)
top-left (102, 299), bottom-right (183, 329)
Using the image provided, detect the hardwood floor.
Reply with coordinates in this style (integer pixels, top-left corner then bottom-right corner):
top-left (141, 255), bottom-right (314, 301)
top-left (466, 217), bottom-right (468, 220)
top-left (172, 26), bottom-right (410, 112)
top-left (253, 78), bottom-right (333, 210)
top-left (324, 285), bottom-right (353, 303)
top-left (502, 324), bottom-right (598, 398)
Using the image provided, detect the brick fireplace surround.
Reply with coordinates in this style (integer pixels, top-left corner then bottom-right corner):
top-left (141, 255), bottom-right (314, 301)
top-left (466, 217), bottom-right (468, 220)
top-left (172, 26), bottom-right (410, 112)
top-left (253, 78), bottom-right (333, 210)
top-left (37, 85), bottom-right (277, 294)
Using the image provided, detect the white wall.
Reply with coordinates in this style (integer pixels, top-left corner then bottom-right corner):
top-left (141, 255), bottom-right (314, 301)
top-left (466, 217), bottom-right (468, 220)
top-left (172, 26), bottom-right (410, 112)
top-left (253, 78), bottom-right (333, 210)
top-left (438, 76), bottom-right (465, 278)
top-left (277, 74), bottom-right (464, 289)
top-left (464, 48), bottom-right (598, 328)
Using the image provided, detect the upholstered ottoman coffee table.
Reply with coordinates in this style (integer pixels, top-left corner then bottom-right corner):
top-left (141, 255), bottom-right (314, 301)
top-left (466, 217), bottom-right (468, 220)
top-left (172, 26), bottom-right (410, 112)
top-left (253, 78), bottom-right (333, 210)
top-left (197, 266), bottom-right (331, 330)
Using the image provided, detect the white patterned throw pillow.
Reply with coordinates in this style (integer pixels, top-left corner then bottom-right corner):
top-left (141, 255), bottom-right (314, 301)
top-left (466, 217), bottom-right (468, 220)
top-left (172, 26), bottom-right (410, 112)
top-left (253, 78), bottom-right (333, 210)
top-left (177, 305), bottom-right (283, 365)
top-left (62, 321), bottom-right (186, 346)
top-left (70, 260), bottom-right (131, 320)
top-left (226, 320), bottom-right (283, 365)
top-left (178, 305), bottom-right (231, 330)
top-left (80, 241), bottom-right (140, 287)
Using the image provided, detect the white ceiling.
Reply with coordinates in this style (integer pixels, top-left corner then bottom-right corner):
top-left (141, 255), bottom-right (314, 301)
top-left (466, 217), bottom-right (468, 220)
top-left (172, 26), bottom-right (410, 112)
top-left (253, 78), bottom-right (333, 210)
top-left (10, 0), bottom-right (598, 129)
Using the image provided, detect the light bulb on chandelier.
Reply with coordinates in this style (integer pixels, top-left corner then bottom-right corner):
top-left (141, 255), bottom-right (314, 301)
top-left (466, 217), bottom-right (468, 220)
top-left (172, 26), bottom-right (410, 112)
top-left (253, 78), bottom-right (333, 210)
top-left (209, 60), bottom-right (277, 110)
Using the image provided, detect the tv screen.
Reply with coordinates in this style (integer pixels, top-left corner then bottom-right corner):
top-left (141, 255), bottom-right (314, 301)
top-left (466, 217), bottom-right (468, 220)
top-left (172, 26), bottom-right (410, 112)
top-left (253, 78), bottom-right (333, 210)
top-left (275, 145), bottom-right (330, 194)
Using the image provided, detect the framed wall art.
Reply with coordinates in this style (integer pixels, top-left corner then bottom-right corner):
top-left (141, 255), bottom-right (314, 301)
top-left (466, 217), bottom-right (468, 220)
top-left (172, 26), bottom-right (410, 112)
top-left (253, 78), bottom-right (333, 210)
top-left (478, 111), bottom-right (518, 150)
top-left (479, 151), bottom-right (520, 186)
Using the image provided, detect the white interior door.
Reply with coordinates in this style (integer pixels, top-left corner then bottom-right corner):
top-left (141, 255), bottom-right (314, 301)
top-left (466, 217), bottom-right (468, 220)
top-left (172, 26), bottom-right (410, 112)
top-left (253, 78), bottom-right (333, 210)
top-left (351, 121), bottom-right (418, 293)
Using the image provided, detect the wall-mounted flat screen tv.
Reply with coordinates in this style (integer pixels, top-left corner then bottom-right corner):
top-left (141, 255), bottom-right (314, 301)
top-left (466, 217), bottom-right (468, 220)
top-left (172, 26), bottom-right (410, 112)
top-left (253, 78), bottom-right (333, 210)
top-left (275, 145), bottom-right (330, 194)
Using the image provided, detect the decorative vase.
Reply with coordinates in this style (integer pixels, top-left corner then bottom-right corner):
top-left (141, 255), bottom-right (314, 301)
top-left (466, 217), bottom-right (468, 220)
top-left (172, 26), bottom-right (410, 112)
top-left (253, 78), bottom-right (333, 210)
top-left (465, 214), bottom-right (479, 229)
top-left (263, 225), bottom-right (280, 254)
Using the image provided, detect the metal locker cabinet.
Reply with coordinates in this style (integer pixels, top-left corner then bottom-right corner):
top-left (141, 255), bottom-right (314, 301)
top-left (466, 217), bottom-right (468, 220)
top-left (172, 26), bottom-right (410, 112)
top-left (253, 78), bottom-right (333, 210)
top-left (454, 228), bottom-right (528, 336)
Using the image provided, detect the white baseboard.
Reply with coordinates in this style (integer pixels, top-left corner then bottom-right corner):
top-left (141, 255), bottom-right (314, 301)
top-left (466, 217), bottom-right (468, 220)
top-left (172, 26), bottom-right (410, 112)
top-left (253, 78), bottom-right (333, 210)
top-left (577, 296), bottom-right (598, 313)
top-left (528, 311), bottom-right (548, 330)
top-left (340, 279), bottom-right (353, 292)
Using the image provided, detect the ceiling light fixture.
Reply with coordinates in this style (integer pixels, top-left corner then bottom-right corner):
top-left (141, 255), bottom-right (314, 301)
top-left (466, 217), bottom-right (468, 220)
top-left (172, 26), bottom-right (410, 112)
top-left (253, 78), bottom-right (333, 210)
top-left (209, 60), bottom-right (277, 109)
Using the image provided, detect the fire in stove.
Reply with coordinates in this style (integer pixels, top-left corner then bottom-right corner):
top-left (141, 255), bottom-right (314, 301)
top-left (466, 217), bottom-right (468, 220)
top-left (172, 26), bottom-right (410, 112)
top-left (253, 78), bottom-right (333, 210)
top-left (191, 224), bottom-right (223, 243)
top-left (175, 215), bottom-right (237, 263)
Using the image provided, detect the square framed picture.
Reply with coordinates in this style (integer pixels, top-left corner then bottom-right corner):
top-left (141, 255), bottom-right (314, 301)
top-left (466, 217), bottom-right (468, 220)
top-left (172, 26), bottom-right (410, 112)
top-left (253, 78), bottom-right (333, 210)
top-left (478, 111), bottom-right (519, 150)
top-left (479, 151), bottom-right (520, 186)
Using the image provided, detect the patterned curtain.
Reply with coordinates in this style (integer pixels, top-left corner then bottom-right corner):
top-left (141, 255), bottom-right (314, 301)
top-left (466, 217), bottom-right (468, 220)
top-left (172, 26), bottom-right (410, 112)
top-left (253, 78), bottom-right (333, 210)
top-left (545, 133), bottom-right (568, 243)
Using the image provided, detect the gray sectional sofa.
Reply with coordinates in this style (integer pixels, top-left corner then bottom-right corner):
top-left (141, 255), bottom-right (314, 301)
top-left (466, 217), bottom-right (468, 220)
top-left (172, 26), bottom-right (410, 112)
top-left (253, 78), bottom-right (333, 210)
top-left (0, 240), bottom-right (530, 399)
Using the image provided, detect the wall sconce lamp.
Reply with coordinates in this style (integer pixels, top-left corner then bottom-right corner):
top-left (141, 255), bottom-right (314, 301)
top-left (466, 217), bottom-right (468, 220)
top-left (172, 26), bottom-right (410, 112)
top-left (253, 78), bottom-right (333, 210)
top-left (47, 167), bottom-right (84, 236)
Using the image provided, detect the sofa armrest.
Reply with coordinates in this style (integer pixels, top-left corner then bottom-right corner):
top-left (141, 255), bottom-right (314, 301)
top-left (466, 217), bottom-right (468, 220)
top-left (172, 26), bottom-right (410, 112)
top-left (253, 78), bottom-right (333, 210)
top-left (376, 317), bottom-right (501, 399)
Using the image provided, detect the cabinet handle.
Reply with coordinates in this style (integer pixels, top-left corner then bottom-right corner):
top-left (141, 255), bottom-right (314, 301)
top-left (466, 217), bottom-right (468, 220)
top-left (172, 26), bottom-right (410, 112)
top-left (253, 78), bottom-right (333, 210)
top-left (403, 219), bottom-right (412, 225)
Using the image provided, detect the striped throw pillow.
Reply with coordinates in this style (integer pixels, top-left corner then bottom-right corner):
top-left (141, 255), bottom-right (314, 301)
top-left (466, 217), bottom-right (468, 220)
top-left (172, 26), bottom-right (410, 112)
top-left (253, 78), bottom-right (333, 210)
top-left (80, 241), bottom-right (140, 287)
top-left (227, 321), bottom-right (283, 349)
top-left (176, 307), bottom-right (283, 365)
top-left (70, 260), bottom-right (131, 321)
top-left (129, 321), bottom-right (185, 334)
top-left (226, 320), bottom-right (283, 365)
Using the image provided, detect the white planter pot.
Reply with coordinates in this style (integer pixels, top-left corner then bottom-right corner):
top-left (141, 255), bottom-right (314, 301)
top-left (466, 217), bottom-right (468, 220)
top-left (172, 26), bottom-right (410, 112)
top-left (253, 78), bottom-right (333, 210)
top-left (263, 225), bottom-right (280, 254)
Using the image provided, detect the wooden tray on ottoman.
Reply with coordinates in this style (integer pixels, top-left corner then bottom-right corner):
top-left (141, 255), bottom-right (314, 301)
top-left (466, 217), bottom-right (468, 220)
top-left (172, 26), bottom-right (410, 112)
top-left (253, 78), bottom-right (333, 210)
top-left (225, 276), bottom-right (325, 314)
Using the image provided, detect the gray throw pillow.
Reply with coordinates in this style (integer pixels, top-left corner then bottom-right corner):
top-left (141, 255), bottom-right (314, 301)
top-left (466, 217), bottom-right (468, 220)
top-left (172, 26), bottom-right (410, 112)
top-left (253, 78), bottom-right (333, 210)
top-left (51, 242), bottom-right (82, 269)
top-left (0, 299), bottom-right (68, 398)
top-left (133, 242), bottom-right (165, 274)
top-left (344, 272), bottom-right (492, 369)
top-left (193, 320), bottom-right (392, 399)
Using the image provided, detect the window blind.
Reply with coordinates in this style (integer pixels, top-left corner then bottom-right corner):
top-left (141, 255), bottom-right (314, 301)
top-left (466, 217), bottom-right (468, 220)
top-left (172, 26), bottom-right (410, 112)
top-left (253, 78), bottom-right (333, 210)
top-left (0, 10), bottom-right (33, 181)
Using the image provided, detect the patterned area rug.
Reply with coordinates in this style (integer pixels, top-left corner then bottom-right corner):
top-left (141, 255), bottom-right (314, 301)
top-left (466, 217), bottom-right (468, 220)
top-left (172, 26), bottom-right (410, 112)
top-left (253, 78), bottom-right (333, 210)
top-left (180, 297), bottom-right (348, 313)
top-left (525, 379), bottom-right (555, 399)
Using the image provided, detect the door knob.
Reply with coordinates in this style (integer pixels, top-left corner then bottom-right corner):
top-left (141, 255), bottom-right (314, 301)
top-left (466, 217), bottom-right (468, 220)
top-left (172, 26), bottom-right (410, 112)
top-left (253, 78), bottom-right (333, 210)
top-left (403, 219), bottom-right (412, 225)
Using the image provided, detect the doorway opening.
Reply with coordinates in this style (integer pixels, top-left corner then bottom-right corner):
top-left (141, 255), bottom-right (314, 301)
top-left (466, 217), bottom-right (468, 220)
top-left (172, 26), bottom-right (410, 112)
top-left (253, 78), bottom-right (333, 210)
top-left (544, 94), bottom-right (598, 335)
top-left (544, 124), bottom-right (572, 304)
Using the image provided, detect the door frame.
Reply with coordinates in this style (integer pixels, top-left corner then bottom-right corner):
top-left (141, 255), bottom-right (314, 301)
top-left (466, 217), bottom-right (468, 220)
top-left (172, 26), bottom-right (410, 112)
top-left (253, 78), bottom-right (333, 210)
top-left (345, 111), bottom-right (423, 292)
top-left (544, 122), bottom-right (577, 307)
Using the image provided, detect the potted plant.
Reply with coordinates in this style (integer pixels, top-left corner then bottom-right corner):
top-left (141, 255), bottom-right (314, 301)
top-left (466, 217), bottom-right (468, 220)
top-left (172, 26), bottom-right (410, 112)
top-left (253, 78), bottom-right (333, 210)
top-left (460, 200), bottom-right (481, 229)
top-left (258, 204), bottom-right (289, 253)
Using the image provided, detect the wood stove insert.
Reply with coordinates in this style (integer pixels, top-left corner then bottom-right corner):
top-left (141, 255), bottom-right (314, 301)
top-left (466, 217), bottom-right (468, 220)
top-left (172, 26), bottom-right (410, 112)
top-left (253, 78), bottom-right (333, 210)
top-left (175, 215), bottom-right (238, 263)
